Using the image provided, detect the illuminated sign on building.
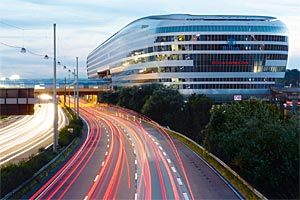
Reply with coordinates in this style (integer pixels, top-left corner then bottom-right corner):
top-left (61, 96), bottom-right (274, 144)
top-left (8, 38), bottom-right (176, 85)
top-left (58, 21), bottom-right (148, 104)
top-left (234, 95), bottom-right (242, 101)
top-left (227, 38), bottom-right (236, 45)
top-left (222, 46), bottom-right (240, 50)
top-left (222, 38), bottom-right (240, 50)
top-left (212, 61), bottom-right (249, 65)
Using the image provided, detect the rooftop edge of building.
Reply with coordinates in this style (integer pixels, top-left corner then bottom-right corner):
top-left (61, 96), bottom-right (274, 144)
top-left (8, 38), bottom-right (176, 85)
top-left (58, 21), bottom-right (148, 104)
top-left (87, 13), bottom-right (282, 57)
top-left (140, 14), bottom-right (277, 21)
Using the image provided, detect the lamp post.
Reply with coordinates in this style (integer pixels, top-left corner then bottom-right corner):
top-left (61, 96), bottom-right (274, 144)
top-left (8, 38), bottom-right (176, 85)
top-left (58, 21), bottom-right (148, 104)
top-left (68, 69), bottom-right (71, 108)
top-left (53, 23), bottom-right (58, 152)
top-left (63, 66), bottom-right (72, 108)
top-left (64, 60), bottom-right (78, 118)
top-left (76, 57), bottom-right (79, 118)
top-left (72, 69), bottom-right (76, 117)
top-left (64, 76), bottom-right (66, 107)
top-left (13, 24), bottom-right (59, 152)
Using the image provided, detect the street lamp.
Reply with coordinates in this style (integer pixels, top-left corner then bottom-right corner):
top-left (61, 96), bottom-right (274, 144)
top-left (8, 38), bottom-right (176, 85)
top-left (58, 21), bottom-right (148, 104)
top-left (76, 57), bottom-right (79, 118)
top-left (64, 76), bottom-right (67, 107)
top-left (68, 69), bottom-right (71, 107)
top-left (20, 47), bottom-right (26, 53)
top-left (73, 69), bottom-right (76, 117)
top-left (11, 24), bottom-right (59, 152)
top-left (63, 60), bottom-right (79, 118)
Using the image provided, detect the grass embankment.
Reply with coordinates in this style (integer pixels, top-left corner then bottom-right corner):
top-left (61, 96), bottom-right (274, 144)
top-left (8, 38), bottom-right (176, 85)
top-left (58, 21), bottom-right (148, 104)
top-left (0, 107), bottom-right (83, 199)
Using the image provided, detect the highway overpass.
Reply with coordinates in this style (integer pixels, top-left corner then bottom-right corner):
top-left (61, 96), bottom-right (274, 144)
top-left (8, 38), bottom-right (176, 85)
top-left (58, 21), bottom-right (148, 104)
top-left (34, 87), bottom-right (109, 95)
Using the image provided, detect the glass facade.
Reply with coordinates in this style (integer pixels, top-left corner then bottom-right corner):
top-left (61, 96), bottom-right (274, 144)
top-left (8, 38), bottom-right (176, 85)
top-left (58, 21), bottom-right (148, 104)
top-left (156, 25), bottom-right (288, 34)
top-left (87, 14), bottom-right (289, 102)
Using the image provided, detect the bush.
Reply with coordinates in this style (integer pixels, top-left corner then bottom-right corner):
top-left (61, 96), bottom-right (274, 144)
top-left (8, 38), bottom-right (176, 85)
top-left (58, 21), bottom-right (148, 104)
top-left (58, 118), bottom-right (83, 147)
top-left (0, 152), bottom-right (55, 198)
top-left (1, 110), bottom-right (84, 198)
top-left (203, 100), bottom-right (299, 199)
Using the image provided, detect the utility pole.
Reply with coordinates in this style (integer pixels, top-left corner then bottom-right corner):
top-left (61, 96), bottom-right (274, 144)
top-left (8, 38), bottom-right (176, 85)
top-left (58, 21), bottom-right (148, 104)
top-left (68, 72), bottom-right (70, 108)
top-left (64, 77), bottom-right (66, 107)
top-left (76, 57), bottom-right (79, 118)
top-left (53, 23), bottom-right (58, 152)
top-left (73, 68), bottom-right (76, 116)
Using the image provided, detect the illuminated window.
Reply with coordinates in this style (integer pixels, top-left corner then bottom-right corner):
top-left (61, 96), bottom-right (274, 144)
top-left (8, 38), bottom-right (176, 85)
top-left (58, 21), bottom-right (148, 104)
top-left (178, 35), bottom-right (184, 41)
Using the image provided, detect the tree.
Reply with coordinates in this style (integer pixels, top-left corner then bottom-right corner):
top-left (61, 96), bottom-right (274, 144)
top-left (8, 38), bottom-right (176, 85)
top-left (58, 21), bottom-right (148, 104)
top-left (119, 84), bottom-right (161, 112)
top-left (285, 69), bottom-right (300, 87)
top-left (203, 99), bottom-right (299, 199)
top-left (99, 90), bottom-right (119, 104)
top-left (181, 94), bottom-right (213, 142)
top-left (277, 69), bottom-right (300, 87)
top-left (141, 88), bottom-right (184, 129)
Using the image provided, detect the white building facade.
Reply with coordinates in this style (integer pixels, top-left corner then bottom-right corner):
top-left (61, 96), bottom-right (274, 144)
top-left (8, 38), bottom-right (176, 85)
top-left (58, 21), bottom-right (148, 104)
top-left (87, 14), bottom-right (288, 102)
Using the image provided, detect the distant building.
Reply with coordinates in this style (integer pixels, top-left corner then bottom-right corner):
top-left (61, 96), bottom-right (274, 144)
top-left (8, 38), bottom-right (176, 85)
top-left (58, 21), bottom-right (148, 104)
top-left (87, 14), bottom-right (289, 102)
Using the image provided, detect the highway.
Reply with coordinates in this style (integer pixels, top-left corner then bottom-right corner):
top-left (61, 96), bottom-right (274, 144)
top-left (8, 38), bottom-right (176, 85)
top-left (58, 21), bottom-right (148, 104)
top-left (0, 103), bottom-right (67, 166)
top-left (28, 101), bottom-right (242, 199)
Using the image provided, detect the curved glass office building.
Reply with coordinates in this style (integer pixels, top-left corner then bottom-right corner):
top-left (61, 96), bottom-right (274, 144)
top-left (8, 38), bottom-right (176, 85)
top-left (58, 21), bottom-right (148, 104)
top-left (87, 14), bottom-right (288, 102)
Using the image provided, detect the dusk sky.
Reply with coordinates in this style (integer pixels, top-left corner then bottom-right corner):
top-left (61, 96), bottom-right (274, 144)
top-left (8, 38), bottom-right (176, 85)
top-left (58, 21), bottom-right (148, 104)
top-left (1, 0), bottom-right (299, 79)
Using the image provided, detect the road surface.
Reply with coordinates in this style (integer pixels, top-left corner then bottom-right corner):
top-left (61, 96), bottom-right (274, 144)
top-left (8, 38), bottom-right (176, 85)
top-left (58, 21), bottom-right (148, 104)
top-left (0, 103), bottom-right (67, 166)
top-left (28, 102), bottom-right (242, 199)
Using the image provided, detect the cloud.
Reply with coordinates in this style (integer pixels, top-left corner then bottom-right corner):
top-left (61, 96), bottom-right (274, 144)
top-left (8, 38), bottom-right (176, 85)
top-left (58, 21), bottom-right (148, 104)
top-left (1, 0), bottom-right (300, 79)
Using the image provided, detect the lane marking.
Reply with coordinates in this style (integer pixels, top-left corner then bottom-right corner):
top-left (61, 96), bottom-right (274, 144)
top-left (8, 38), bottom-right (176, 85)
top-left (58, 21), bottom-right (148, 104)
top-left (183, 193), bottom-right (189, 200)
top-left (84, 196), bottom-right (88, 200)
top-left (94, 175), bottom-right (99, 182)
top-left (182, 192), bottom-right (189, 200)
top-left (107, 144), bottom-right (109, 148)
top-left (135, 159), bottom-right (137, 165)
top-left (183, 143), bottom-right (244, 199)
top-left (135, 193), bottom-right (137, 200)
top-left (171, 166), bottom-right (177, 173)
top-left (105, 152), bottom-right (108, 156)
top-left (101, 161), bottom-right (104, 166)
top-left (167, 159), bottom-right (172, 164)
top-left (159, 146), bottom-right (163, 150)
top-left (163, 152), bottom-right (167, 156)
top-left (135, 173), bottom-right (138, 180)
top-left (177, 177), bottom-right (183, 185)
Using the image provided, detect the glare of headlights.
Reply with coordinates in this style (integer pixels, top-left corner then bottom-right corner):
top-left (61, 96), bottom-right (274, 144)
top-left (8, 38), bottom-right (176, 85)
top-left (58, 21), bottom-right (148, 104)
top-left (39, 94), bottom-right (53, 100)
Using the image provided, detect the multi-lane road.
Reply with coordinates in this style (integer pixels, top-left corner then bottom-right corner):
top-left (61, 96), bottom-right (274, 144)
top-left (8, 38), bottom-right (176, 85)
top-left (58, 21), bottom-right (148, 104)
top-left (28, 101), bottom-right (242, 199)
top-left (0, 103), bottom-right (67, 166)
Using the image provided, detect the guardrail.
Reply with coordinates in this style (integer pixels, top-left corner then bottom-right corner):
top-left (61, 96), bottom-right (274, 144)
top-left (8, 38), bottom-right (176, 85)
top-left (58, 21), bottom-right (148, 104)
top-left (2, 140), bottom-right (76, 200)
top-left (153, 125), bottom-right (267, 200)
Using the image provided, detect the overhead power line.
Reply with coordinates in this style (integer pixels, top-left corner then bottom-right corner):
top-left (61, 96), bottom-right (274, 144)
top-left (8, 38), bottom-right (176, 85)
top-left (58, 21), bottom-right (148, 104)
top-left (0, 21), bottom-right (24, 30)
